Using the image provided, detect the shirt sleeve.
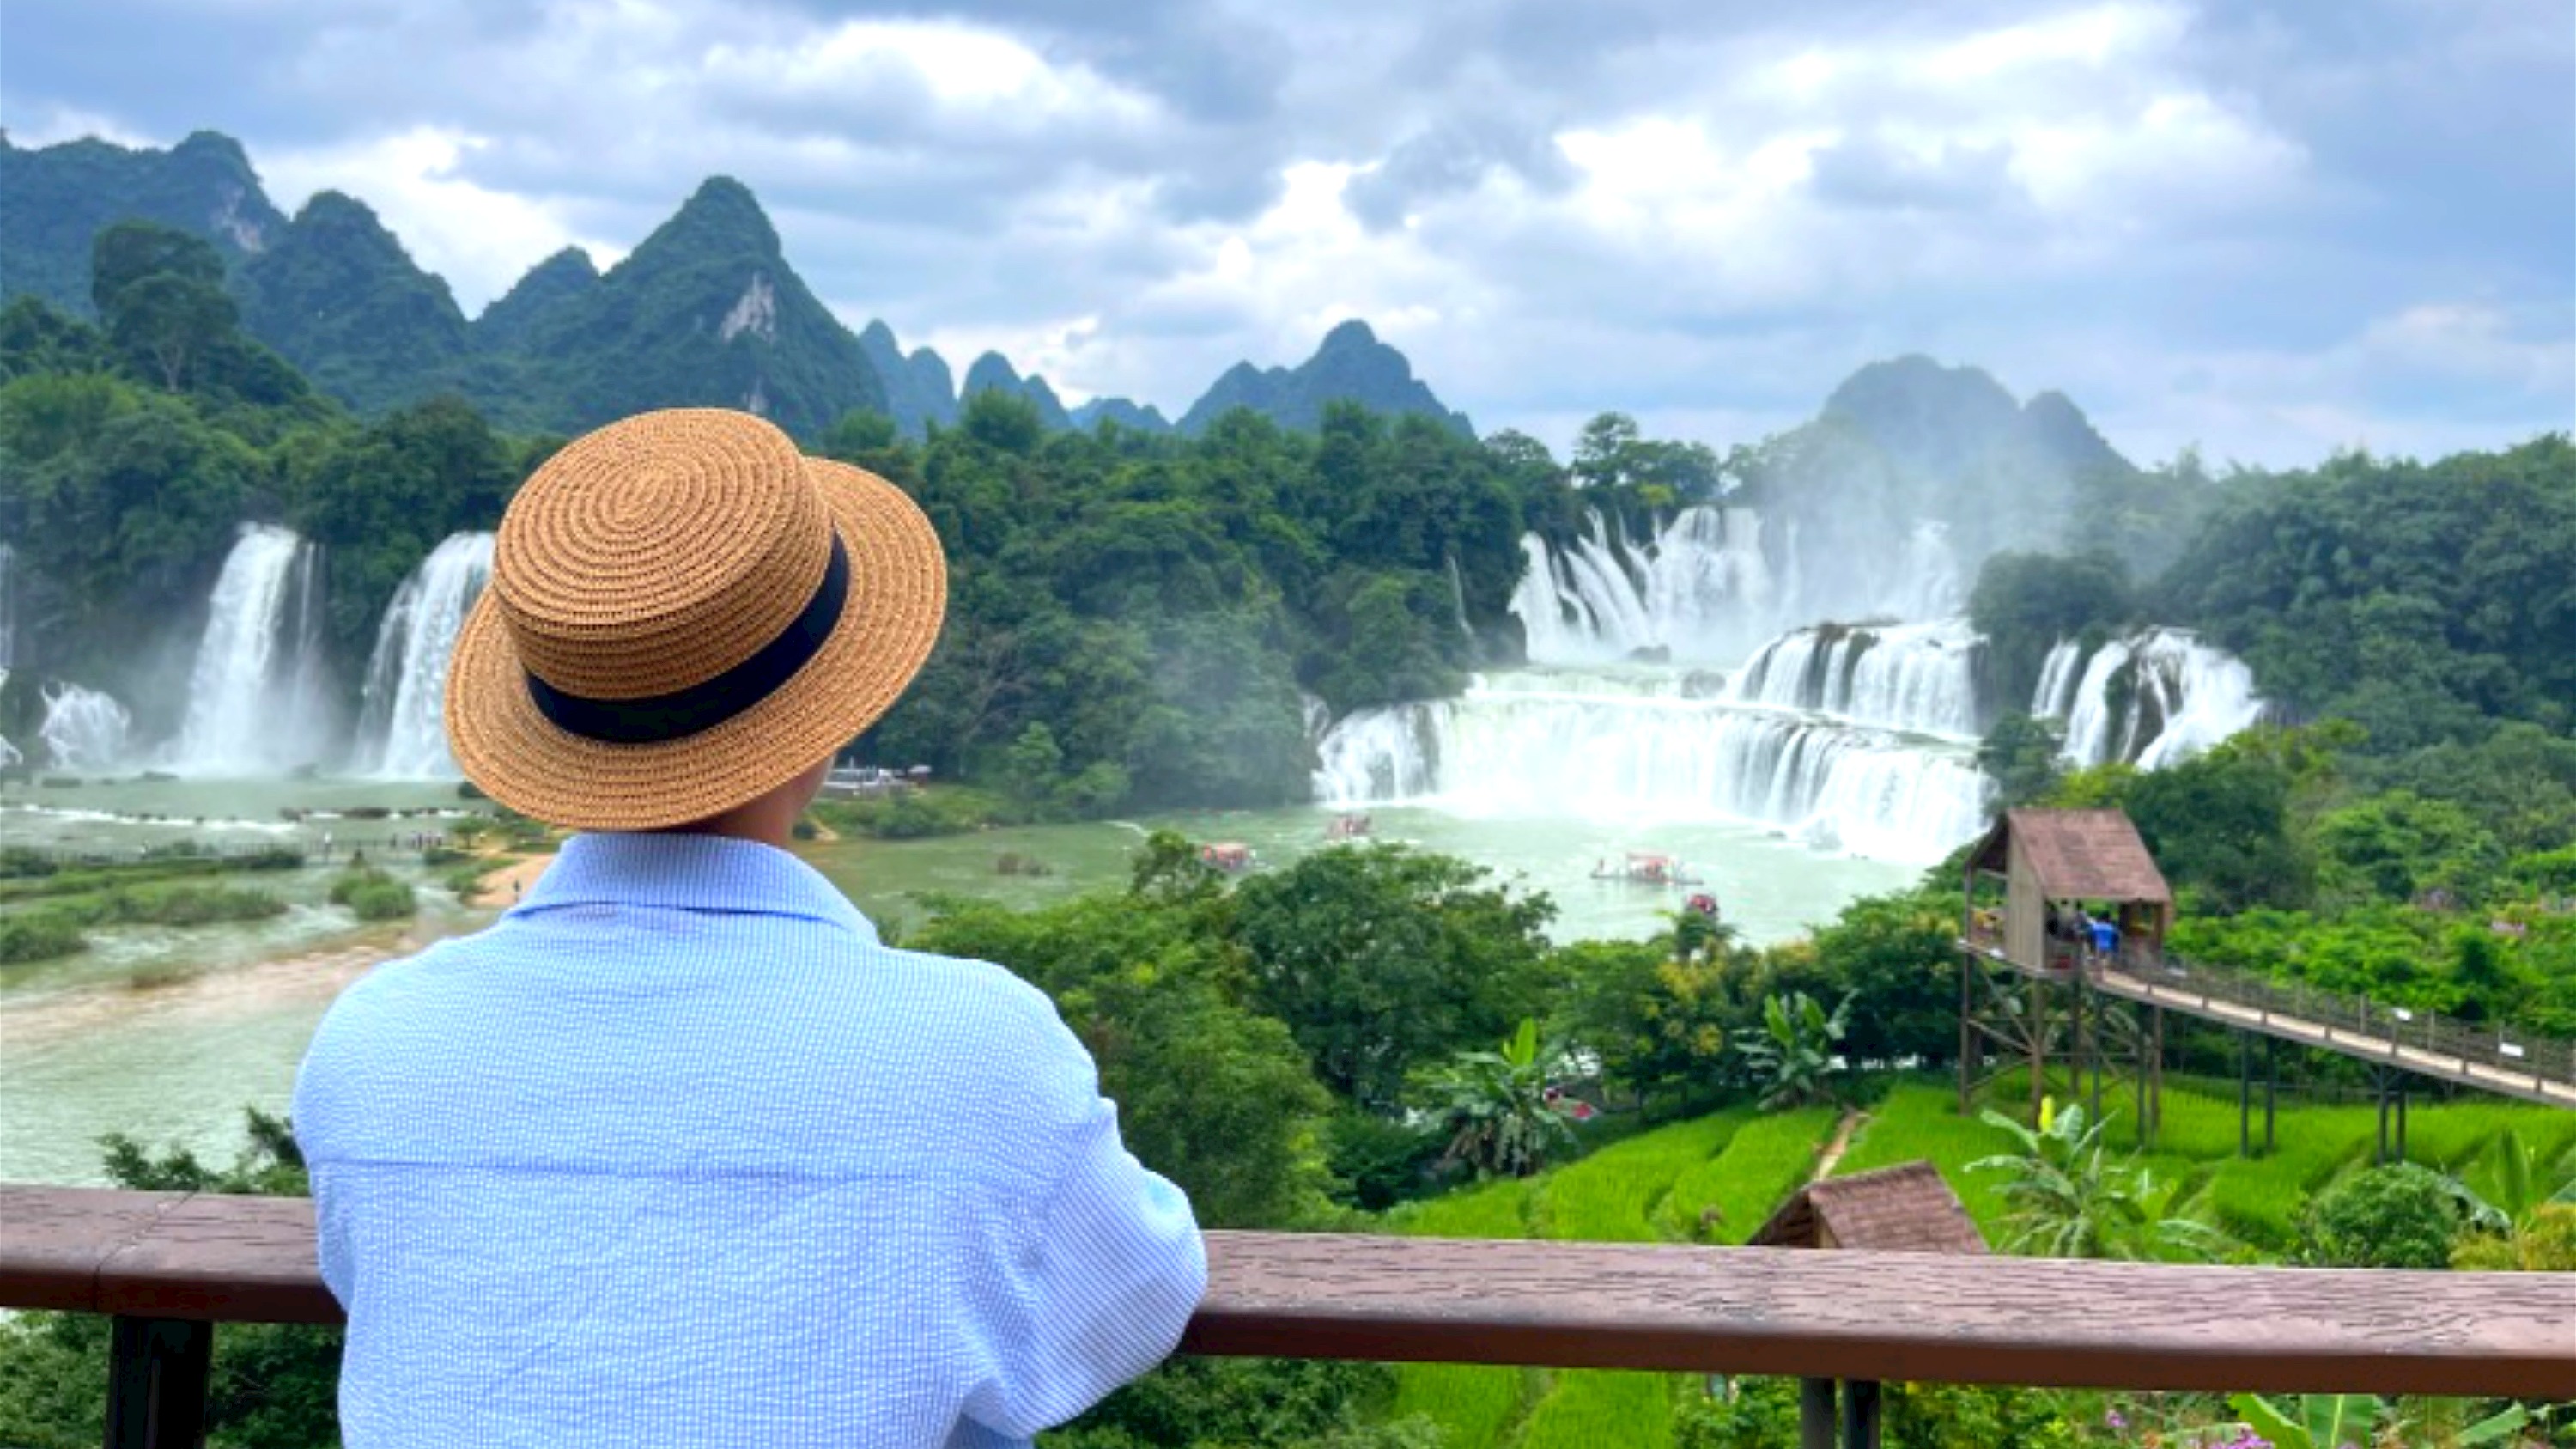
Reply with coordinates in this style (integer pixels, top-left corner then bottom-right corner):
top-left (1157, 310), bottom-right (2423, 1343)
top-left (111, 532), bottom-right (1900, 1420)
top-left (288, 1005), bottom-right (354, 1308)
top-left (958, 1016), bottom-right (1207, 1440)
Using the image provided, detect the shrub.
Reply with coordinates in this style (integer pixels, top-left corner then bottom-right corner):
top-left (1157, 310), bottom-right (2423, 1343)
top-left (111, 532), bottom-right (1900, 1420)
top-left (330, 868), bottom-right (417, 922)
top-left (1326, 1107), bottom-right (1443, 1210)
top-left (75, 886), bottom-right (288, 928)
top-left (0, 848), bottom-right (58, 879)
top-left (2299, 1163), bottom-right (2465, 1269)
top-left (0, 912), bottom-right (88, 964)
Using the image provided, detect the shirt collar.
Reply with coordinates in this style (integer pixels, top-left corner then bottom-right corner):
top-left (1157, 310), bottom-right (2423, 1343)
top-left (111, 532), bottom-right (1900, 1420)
top-left (510, 832), bottom-right (877, 941)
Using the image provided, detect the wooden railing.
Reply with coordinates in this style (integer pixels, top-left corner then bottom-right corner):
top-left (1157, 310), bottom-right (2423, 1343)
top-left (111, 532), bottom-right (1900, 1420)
top-left (7, 1184), bottom-right (2573, 1449)
top-left (1961, 927), bottom-right (2576, 1106)
top-left (2121, 950), bottom-right (2576, 1097)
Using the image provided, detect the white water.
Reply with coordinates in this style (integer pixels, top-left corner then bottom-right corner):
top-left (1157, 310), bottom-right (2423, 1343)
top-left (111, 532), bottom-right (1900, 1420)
top-left (1731, 618), bottom-right (1983, 738)
top-left (2031, 640), bottom-right (2087, 720)
top-left (1312, 670), bottom-right (1990, 863)
top-left (0, 667), bottom-right (15, 770)
top-left (1511, 507), bottom-right (1966, 667)
top-left (2124, 630), bottom-right (2264, 768)
top-left (2037, 630), bottom-right (2263, 768)
top-left (39, 684), bottom-right (132, 771)
top-left (1510, 507), bottom-right (1777, 664)
top-left (0, 542), bottom-right (16, 669)
top-left (170, 525), bottom-right (333, 776)
top-left (355, 532), bottom-right (494, 777)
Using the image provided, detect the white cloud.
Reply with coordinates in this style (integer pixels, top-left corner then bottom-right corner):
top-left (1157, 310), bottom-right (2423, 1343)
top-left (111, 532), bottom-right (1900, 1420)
top-left (6, 105), bottom-right (155, 148)
top-left (707, 19), bottom-right (1157, 127)
top-left (259, 127), bottom-right (622, 313)
top-left (2, 0), bottom-right (2561, 466)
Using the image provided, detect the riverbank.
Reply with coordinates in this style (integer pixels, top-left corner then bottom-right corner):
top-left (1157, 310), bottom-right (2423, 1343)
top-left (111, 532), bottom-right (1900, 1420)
top-left (458, 849), bottom-right (556, 906)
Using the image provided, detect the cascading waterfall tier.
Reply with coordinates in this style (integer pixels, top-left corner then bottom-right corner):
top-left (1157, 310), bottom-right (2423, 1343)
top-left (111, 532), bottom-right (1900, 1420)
top-left (1730, 618), bottom-right (1984, 739)
top-left (39, 683), bottom-right (132, 771)
top-left (1312, 670), bottom-right (1990, 863)
top-left (1510, 507), bottom-right (1775, 664)
top-left (170, 525), bottom-right (334, 776)
top-left (1510, 507), bottom-right (1966, 667)
top-left (0, 542), bottom-right (17, 670)
top-left (355, 532), bottom-right (495, 777)
top-left (2034, 630), bottom-right (2263, 768)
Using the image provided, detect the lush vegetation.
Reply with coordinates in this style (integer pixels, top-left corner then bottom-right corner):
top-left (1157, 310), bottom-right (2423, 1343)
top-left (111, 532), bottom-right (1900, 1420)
top-left (327, 867), bottom-right (416, 922)
top-left (4, 817), bottom-right (2570, 1446)
top-left (1971, 441), bottom-right (2576, 1034)
top-left (0, 221), bottom-right (1688, 808)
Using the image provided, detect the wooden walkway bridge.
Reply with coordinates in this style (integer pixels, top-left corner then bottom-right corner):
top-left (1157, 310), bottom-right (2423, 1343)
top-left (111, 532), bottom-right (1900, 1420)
top-left (1963, 930), bottom-right (2576, 1111)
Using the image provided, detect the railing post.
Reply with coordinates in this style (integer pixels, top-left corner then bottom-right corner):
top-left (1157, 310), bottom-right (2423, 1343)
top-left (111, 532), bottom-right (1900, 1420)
top-left (1801, 1377), bottom-right (1837, 1449)
top-left (1841, 1379), bottom-right (1883, 1449)
top-left (105, 1316), bottom-right (210, 1449)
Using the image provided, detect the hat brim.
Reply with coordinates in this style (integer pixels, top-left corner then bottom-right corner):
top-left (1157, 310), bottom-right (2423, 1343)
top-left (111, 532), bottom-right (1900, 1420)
top-left (446, 460), bottom-right (948, 831)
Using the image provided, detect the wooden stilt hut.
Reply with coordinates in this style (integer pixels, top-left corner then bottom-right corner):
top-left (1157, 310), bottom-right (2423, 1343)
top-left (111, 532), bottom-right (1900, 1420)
top-left (1963, 808), bottom-right (2172, 975)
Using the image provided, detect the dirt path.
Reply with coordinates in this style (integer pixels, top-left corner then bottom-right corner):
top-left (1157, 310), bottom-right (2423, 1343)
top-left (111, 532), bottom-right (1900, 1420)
top-left (464, 851), bottom-right (556, 905)
top-left (1811, 1107), bottom-right (1868, 1183)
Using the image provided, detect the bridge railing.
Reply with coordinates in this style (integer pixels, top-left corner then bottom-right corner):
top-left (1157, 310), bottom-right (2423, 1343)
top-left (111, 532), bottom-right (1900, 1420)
top-left (1964, 917), bottom-right (2576, 1094)
top-left (5, 1184), bottom-right (2573, 1449)
top-left (2123, 949), bottom-right (2576, 1093)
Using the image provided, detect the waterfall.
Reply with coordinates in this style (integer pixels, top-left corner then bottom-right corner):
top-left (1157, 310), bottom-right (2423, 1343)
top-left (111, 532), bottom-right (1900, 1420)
top-left (1511, 506), bottom-right (1976, 667)
top-left (39, 683), bottom-right (132, 770)
top-left (2031, 640), bottom-right (2086, 719)
top-left (1731, 618), bottom-right (1983, 738)
top-left (355, 532), bottom-right (495, 776)
top-left (1312, 671), bottom-right (1990, 863)
top-left (2126, 630), bottom-right (2264, 768)
top-left (0, 667), bottom-right (15, 770)
top-left (1510, 506), bottom-right (1773, 665)
top-left (2038, 630), bottom-right (2263, 768)
top-left (2057, 641), bottom-right (2133, 768)
top-left (171, 525), bottom-right (333, 776)
top-left (1299, 691), bottom-right (1333, 745)
top-left (0, 542), bottom-right (16, 669)
top-left (1889, 521), bottom-right (1965, 622)
top-left (1312, 703), bottom-right (1444, 804)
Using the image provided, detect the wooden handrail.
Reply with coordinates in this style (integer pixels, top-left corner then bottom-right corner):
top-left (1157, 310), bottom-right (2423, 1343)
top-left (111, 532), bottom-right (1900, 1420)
top-left (6, 1184), bottom-right (2573, 1397)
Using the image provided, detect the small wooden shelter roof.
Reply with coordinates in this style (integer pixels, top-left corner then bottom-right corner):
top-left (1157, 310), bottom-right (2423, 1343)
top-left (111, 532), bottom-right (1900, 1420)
top-left (1968, 808), bottom-right (2172, 904)
top-left (1749, 1161), bottom-right (1988, 1256)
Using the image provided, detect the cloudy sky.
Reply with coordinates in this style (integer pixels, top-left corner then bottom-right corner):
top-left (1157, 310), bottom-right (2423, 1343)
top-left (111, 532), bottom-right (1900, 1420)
top-left (6, 0), bottom-right (2569, 465)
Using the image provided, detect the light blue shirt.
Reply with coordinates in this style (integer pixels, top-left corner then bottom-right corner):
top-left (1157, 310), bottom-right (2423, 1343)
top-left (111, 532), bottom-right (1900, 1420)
top-left (293, 832), bottom-right (1206, 1447)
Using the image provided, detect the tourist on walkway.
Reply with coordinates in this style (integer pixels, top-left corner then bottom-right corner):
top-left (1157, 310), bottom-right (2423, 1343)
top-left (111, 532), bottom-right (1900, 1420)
top-left (294, 409), bottom-right (1204, 1447)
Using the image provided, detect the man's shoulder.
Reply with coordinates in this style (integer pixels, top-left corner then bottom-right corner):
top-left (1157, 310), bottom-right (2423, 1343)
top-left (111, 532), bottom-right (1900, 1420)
top-left (860, 941), bottom-right (1073, 1050)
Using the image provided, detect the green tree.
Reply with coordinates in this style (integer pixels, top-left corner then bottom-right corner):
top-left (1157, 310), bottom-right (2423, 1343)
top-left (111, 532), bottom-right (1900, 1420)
top-left (2297, 1162), bottom-right (2464, 1269)
top-left (2124, 740), bottom-right (2312, 913)
top-left (1801, 888), bottom-right (1961, 1068)
top-left (1418, 1017), bottom-right (1577, 1178)
top-left (1967, 549), bottom-right (2136, 709)
top-left (1232, 844), bottom-right (1554, 1110)
top-left (1977, 711), bottom-right (2066, 813)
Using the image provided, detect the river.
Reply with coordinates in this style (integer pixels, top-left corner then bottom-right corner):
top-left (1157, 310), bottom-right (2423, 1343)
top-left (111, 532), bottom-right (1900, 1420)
top-left (0, 776), bottom-right (1917, 1185)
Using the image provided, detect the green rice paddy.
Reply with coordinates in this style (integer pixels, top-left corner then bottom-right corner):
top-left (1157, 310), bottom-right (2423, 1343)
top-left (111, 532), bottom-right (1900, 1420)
top-left (1374, 1080), bottom-right (2574, 1449)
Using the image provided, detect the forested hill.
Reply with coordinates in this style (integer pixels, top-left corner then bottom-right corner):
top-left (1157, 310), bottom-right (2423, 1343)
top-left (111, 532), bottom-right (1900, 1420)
top-left (1180, 320), bottom-right (1473, 438)
top-left (0, 130), bottom-right (284, 317)
top-left (0, 224), bottom-right (1576, 811)
top-left (3, 130), bottom-right (1473, 442)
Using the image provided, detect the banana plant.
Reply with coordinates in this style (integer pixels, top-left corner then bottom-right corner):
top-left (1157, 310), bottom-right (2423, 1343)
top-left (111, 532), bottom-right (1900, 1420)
top-left (2227, 1391), bottom-right (2529, 1448)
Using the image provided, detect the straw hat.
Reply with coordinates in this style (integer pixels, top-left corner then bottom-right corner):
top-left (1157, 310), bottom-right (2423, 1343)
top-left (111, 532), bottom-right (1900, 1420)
top-left (444, 408), bottom-right (946, 831)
